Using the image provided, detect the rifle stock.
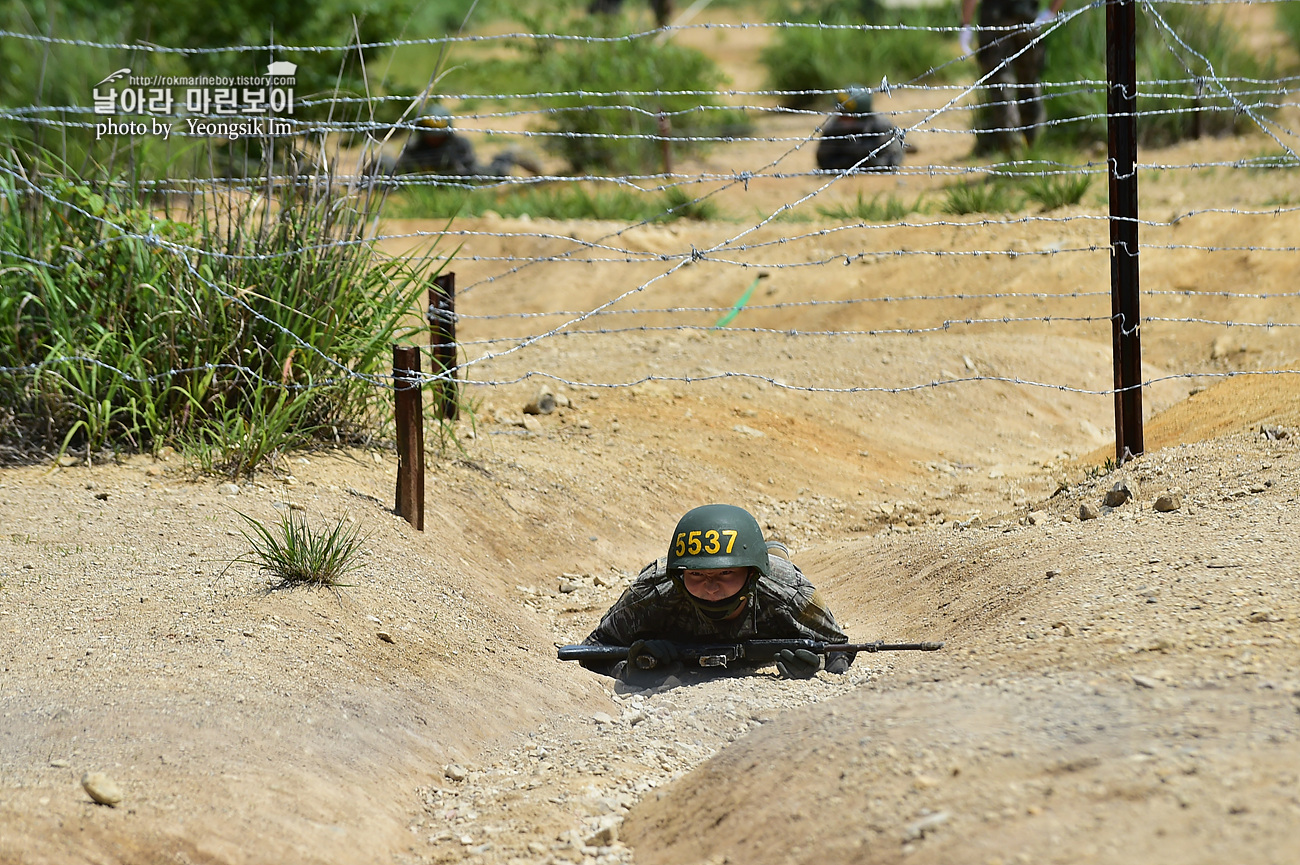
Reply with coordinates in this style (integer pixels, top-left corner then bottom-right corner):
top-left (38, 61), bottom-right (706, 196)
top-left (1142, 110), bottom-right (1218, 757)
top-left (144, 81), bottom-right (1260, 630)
top-left (558, 638), bottom-right (944, 668)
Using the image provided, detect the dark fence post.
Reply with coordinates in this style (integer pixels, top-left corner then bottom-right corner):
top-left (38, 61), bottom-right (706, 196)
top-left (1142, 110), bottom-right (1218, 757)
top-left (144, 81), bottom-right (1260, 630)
top-left (428, 272), bottom-right (459, 421)
top-left (1107, 0), bottom-right (1144, 463)
top-left (393, 345), bottom-right (424, 531)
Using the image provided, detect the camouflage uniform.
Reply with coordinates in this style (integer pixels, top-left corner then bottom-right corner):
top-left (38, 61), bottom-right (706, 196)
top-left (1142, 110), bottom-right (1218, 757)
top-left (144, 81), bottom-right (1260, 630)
top-left (975, 0), bottom-right (1049, 152)
top-left (393, 133), bottom-right (516, 178)
top-left (816, 112), bottom-right (904, 173)
top-left (580, 554), bottom-right (848, 678)
top-left (588, 0), bottom-right (674, 28)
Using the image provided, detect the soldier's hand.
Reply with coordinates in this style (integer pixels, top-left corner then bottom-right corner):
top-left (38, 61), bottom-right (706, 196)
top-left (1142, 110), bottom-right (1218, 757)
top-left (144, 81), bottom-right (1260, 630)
top-left (628, 639), bottom-right (678, 670)
top-left (959, 25), bottom-right (975, 56)
top-left (824, 652), bottom-right (852, 675)
top-left (775, 648), bottom-right (821, 679)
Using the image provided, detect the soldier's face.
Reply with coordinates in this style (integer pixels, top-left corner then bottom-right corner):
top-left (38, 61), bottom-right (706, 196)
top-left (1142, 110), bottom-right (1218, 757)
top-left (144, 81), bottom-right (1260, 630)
top-left (681, 567), bottom-right (749, 601)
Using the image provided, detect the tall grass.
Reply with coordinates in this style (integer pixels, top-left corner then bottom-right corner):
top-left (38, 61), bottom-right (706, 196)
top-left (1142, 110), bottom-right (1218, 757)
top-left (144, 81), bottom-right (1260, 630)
top-left (0, 151), bottom-right (442, 472)
top-left (1040, 2), bottom-right (1273, 147)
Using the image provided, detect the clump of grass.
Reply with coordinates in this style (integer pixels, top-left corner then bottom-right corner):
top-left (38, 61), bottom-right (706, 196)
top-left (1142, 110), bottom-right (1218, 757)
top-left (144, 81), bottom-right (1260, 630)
top-left (0, 147), bottom-right (442, 472)
top-left (940, 179), bottom-right (1016, 215)
top-left (818, 191), bottom-right (925, 221)
top-left (231, 510), bottom-right (370, 589)
top-left (394, 180), bottom-right (719, 222)
top-left (1021, 172), bottom-right (1092, 210)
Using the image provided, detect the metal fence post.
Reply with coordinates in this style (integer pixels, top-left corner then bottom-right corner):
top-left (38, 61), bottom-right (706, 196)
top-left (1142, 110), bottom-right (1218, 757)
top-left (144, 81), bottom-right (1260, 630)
top-left (1107, 0), bottom-right (1144, 463)
top-left (393, 345), bottom-right (424, 531)
top-left (428, 272), bottom-right (459, 421)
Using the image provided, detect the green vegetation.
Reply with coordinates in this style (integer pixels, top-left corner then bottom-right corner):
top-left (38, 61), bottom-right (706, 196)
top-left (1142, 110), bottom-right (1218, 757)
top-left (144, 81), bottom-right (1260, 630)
top-left (817, 191), bottom-right (925, 221)
top-left (393, 180), bottom-right (719, 222)
top-left (1275, 1), bottom-right (1300, 61)
top-left (939, 165), bottom-right (1092, 215)
top-left (762, 0), bottom-right (962, 109)
top-left (230, 509), bottom-right (370, 589)
top-left (1039, 2), bottom-right (1273, 147)
top-left (0, 155), bottom-right (441, 473)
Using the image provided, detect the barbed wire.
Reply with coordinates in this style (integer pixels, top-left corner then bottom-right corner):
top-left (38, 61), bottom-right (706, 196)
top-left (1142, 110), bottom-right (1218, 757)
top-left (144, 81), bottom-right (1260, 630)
top-left (4, 5), bottom-right (1300, 435)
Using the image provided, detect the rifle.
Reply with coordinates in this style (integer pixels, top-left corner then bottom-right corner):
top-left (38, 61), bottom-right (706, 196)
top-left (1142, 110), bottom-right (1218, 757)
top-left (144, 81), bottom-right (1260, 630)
top-left (557, 638), bottom-right (944, 670)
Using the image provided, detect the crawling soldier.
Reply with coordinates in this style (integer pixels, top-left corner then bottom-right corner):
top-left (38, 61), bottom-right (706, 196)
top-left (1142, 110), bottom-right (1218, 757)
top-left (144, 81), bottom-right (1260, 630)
top-left (815, 85), bottom-right (905, 173)
top-left (376, 106), bottom-right (540, 178)
top-left (579, 504), bottom-right (854, 687)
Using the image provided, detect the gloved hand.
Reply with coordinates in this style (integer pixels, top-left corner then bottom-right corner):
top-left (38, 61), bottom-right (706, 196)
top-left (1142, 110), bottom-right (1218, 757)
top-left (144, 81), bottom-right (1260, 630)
top-left (1034, 8), bottom-right (1056, 25)
top-left (775, 648), bottom-right (821, 679)
top-left (627, 639), bottom-right (677, 670)
top-left (824, 652), bottom-right (853, 675)
top-left (959, 25), bottom-right (975, 55)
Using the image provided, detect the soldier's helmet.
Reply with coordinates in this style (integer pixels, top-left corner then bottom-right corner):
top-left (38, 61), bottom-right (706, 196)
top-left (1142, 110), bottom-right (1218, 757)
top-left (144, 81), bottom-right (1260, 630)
top-left (415, 105), bottom-right (454, 140)
top-left (836, 85), bottom-right (873, 114)
top-left (666, 504), bottom-right (771, 577)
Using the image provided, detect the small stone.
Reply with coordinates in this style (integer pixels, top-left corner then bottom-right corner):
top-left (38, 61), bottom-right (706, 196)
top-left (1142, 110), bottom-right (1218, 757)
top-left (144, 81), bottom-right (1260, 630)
top-left (81, 771), bottom-right (123, 806)
top-left (1247, 610), bottom-right (1283, 623)
top-left (1154, 490), bottom-right (1182, 512)
top-left (593, 573), bottom-right (615, 588)
top-left (444, 764), bottom-right (468, 782)
top-left (1079, 503), bottom-right (1100, 520)
top-left (593, 712), bottom-right (614, 725)
top-left (50, 759), bottom-right (70, 768)
top-left (219, 483), bottom-right (240, 496)
top-left (1046, 569), bottom-right (1060, 578)
top-left (1131, 674), bottom-right (1160, 689)
top-left (903, 810), bottom-right (950, 841)
top-left (1028, 511), bottom-right (1047, 526)
top-left (527, 842), bottom-right (549, 855)
top-left (1104, 478), bottom-right (1139, 507)
top-left (521, 415), bottom-right (542, 433)
top-left (585, 816), bottom-right (621, 846)
top-left (376, 631), bottom-right (394, 643)
top-left (558, 579), bottom-right (580, 594)
top-left (523, 388), bottom-right (556, 415)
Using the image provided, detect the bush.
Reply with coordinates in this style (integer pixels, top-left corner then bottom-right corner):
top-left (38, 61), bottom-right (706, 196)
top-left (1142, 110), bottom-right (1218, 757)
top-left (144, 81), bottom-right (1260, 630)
top-left (533, 27), bottom-right (749, 173)
top-left (0, 153), bottom-right (441, 472)
top-left (1038, 2), bottom-right (1274, 148)
top-left (762, 1), bottom-right (962, 109)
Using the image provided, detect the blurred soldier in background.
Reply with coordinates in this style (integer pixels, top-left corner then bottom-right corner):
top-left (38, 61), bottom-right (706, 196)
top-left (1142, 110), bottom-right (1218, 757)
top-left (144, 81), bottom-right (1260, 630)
top-left (815, 85), bottom-right (905, 172)
top-left (373, 106), bottom-right (541, 178)
top-left (960, 0), bottom-right (1065, 152)
top-left (588, 0), bottom-right (675, 28)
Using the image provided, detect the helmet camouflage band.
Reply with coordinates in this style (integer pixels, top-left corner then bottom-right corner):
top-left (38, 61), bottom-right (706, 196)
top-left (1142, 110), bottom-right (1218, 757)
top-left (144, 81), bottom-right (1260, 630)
top-left (416, 105), bottom-right (453, 133)
top-left (666, 504), bottom-right (771, 578)
top-left (836, 85), bottom-right (873, 114)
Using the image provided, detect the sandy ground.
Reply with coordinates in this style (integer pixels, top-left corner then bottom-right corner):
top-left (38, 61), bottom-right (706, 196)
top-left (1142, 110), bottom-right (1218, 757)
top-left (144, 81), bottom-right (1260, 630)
top-left (4, 6), bottom-right (1300, 865)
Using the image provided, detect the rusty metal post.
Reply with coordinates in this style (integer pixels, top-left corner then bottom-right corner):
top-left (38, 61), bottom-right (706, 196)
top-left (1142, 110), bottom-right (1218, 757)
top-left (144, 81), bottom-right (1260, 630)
top-left (1107, 0), bottom-right (1144, 463)
top-left (393, 345), bottom-right (424, 531)
top-left (428, 272), bottom-right (459, 421)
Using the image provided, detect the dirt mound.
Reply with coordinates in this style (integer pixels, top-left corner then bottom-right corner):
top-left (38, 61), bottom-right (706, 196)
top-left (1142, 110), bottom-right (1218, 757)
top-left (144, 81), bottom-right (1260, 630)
top-left (624, 432), bottom-right (1300, 865)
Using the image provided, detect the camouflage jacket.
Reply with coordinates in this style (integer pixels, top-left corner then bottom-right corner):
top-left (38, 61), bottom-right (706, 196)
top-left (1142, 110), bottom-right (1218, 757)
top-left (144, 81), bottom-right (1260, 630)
top-left (816, 113), bottom-right (903, 171)
top-left (580, 555), bottom-right (847, 675)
